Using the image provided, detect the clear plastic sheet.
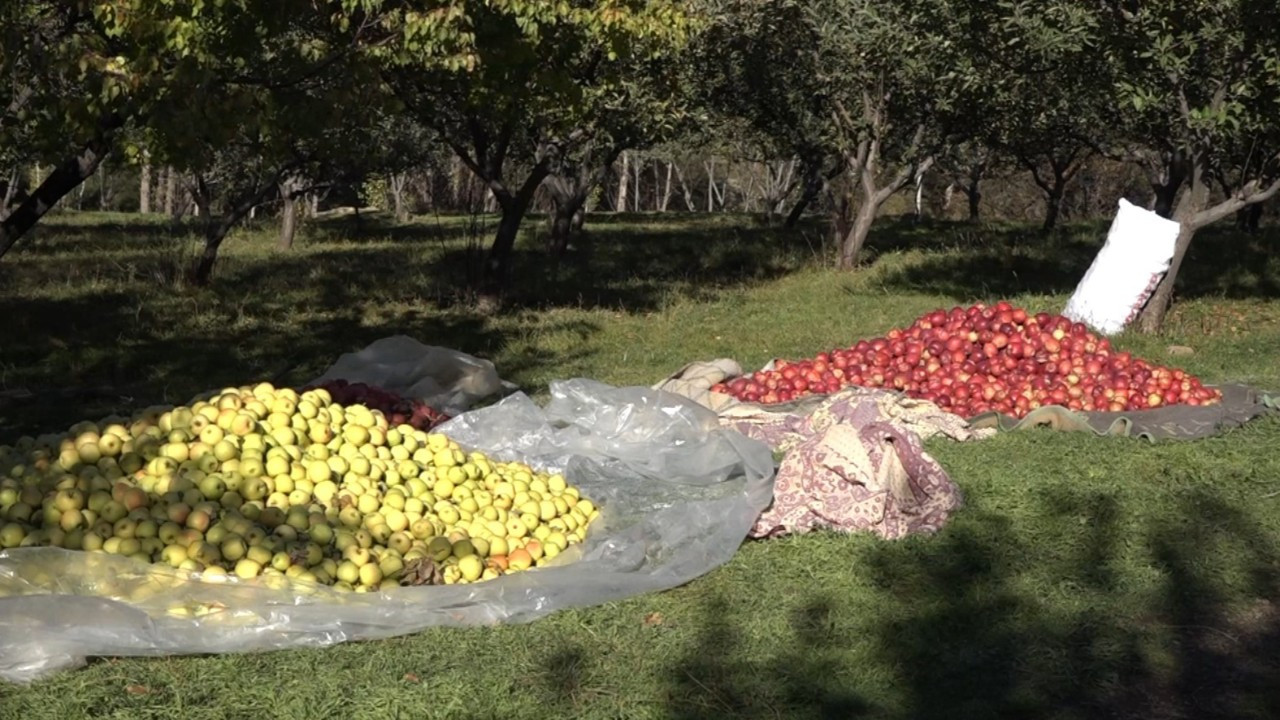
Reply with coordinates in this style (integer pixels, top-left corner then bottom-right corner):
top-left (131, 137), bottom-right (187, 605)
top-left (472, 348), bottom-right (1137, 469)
top-left (308, 336), bottom-right (518, 415)
top-left (0, 380), bottom-right (775, 684)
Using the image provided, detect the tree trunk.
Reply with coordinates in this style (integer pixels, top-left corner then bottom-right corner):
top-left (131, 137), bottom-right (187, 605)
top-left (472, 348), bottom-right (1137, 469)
top-left (98, 162), bottom-right (107, 210)
top-left (838, 143), bottom-right (933, 269)
top-left (279, 180), bottom-right (300, 251)
top-left (966, 162), bottom-right (984, 222)
top-left (671, 162), bottom-right (696, 212)
top-left (164, 167), bottom-right (177, 216)
top-left (659, 161), bottom-right (674, 212)
top-left (785, 160), bottom-right (826, 229)
top-left (615, 152), bottom-right (630, 212)
top-left (0, 130), bottom-right (114, 259)
top-left (0, 168), bottom-right (20, 221)
top-left (1043, 190), bottom-right (1063, 231)
top-left (652, 160), bottom-right (663, 212)
top-left (483, 167), bottom-right (551, 298)
top-left (192, 175), bottom-right (290, 285)
top-left (1136, 221), bottom-right (1196, 334)
top-left (193, 217), bottom-right (236, 285)
top-left (1147, 152), bottom-right (1187, 219)
top-left (632, 155), bottom-right (642, 212)
top-left (1138, 156), bottom-right (1211, 332)
top-left (389, 173), bottom-right (409, 223)
top-left (1022, 152), bottom-right (1083, 232)
top-left (913, 169), bottom-right (925, 223)
top-left (1151, 184), bottom-right (1179, 218)
top-left (549, 186), bottom-right (590, 257)
top-left (840, 197), bottom-right (878, 268)
top-left (1138, 163), bottom-right (1280, 333)
top-left (706, 159), bottom-right (715, 212)
top-left (139, 161), bottom-right (152, 214)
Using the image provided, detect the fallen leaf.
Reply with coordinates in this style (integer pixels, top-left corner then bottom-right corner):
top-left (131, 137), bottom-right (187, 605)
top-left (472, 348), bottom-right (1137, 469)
top-left (125, 684), bottom-right (150, 695)
top-left (1166, 345), bottom-right (1195, 357)
top-left (642, 612), bottom-right (664, 627)
top-left (403, 672), bottom-right (421, 683)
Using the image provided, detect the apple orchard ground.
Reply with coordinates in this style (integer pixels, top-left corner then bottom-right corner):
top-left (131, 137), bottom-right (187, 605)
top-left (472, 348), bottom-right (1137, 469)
top-left (1, 212), bottom-right (1280, 719)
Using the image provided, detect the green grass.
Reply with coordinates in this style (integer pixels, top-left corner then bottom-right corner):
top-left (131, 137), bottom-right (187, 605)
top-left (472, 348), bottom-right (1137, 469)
top-left (2, 210), bottom-right (1280, 719)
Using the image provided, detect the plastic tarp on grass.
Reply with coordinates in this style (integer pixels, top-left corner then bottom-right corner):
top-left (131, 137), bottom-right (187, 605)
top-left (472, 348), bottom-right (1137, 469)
top-left (309, 336), bottom-right (518, 416)
top-left (0, 380), bottom-right (775, 684)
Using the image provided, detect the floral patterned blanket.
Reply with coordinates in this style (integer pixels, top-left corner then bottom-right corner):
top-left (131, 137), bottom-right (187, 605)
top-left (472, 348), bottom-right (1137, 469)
top-left (656, 361), bottom-right (990, 540)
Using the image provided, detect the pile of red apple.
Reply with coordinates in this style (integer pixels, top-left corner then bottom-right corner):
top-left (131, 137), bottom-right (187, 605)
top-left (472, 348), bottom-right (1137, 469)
top-left (303, 379), bottom-right (452, 430)
top-left (711, 302), bottom-right (1222, 418)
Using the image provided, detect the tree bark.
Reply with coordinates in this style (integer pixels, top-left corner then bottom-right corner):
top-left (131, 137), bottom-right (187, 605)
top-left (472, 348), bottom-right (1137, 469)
top-left (193, 215), bottom-right (240, 285)
top-left (615, 152), bottom-right (630, 212)
top-left (1137, 160), bottom-right (1280, 332)
top-left (280, 193), bottom-right (298, 250)
top-left (549, 186), bottom-right (590, 256)
top-left (485, 166), bottom-right (549, 296)
top-left (659, 161), bottom-right (674, 212)
top-left (1043, 191), bottom-right (1063, 231)
top-left (838, 140), bottom-right (933, 269)
top-left (191, 166), bottom-right (300, 284)
top-left (547, 148), bottom-right (621, 256)
top-left (1147, 151), bottom-right (1188, 219)
top-left (966, 161), bottom-right (985, 222)
top-left (278, 176), bottom-right (305, 250)
top-left (706, 159), bottom-right (715, 212)
top-left (671, 162), bottom-right (696, 212)
top-left (786, 157), bottom-right (842, 229)
top-left (840, 196), bottom-right (878, 268)
top-left (389, 173), bottom-right (409, 223)
top-left (652, 160), bottom-right (663, 212)
top-left (164, 167), bottom-right (177, 216)
top-left (632, 155), bottom-right (642, 212)
top-left (912, 168), bottom-right (925, 223)
top-left (0, 126), bottom-right (116, 260)
top-left (1023, 151), bottom-right (1084, 231)
top-left (139, 161), bottom-right (152, 214)
top-left (0, 168), bottom-right (20, 221)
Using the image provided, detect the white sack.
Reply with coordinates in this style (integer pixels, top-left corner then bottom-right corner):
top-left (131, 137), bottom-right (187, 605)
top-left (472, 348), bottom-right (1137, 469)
top-left (1062, 198), bottom-right (1180, 335)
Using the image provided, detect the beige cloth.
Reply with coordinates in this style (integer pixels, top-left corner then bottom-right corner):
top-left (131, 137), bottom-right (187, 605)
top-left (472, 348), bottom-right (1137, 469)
top-left (656, 359), bottom-right (991, 540)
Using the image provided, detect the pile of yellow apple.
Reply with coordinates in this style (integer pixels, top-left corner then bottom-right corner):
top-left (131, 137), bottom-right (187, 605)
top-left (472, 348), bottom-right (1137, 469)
top-left (0, 382), bottom-right (598, 593)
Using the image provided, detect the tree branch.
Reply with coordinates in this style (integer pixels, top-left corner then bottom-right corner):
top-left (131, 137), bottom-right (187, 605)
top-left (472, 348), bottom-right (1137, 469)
top-left (1190, 170), bottom-right (1280, 229)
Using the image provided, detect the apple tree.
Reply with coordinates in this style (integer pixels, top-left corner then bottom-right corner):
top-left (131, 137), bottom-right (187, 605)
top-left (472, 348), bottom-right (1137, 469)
top-left (697, 0), bottom-right (961, 267)
top-left (951, 0), bottom-right (1111, 231)
top-left (0, 2), bottom-right (133, 252)
top-left (1094, 0), bottom-right (1280, 331)
top-left (0, 0), bottom-right (357, 261)
top-left (691, 0), bottom-right (843, 229)
top-left (367, 0), bottom-right (693, 299)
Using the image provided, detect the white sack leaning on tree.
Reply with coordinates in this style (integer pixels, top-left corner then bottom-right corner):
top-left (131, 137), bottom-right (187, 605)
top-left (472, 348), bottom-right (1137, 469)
top-left (1063, 199), bottom-right (1181, 336)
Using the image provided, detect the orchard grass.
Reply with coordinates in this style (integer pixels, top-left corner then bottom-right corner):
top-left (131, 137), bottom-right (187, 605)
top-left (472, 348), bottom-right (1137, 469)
top-left (1, 211), bottom-right (1279, 719)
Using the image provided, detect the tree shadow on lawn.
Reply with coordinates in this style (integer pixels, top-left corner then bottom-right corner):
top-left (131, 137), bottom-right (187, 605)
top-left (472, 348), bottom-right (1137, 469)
top-left (520, 482), bottom-right (1280, 719)
top-left (427, 218), bottom-right (825, 312)
top-left (859, 488), bottom-right (1280, 719)
top-left (870, 217), bottom-right (1280, 302)
top-left (0, 247), bottom-right (600, 438)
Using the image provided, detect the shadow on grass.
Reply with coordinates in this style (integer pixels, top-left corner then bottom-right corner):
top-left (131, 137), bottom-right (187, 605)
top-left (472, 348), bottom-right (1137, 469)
top-left (518, 481), bottom-right (1280, 719)
top-left (0, 243), bottom-right (604, 437)
top-left (662, 595), bottom-right (873, 720)
top-left (428, 218), bottom-right (826, 311)
top-left (870, 217), bottom-right (1280, 302)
